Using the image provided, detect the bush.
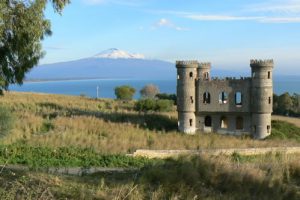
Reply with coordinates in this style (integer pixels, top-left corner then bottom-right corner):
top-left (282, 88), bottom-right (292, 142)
top-left (140, 84), bottom-right (160, 99)
top-left (0, 105), bottom-right (13, 138)
top-left (135, 99), bottom-right (173, 112)
top-left (114, 85), bottom-right (136, 100)
top-left (156, 93), bottom-right (176, 105)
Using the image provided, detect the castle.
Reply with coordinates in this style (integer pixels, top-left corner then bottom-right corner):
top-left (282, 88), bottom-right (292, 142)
top-left (176, 59), bottom-right (274, 139)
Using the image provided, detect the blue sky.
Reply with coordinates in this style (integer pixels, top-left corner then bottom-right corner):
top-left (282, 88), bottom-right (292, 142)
top-left (43, 0), bottom-right (300, 75)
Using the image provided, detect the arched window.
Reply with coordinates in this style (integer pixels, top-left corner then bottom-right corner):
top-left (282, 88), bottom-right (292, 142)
top-left (235, 92), bottom-right (242, 106)
top-left (203, 92), bottom-right (211, 104)
top-left (268, 71), bottom-right (271, 79)
top-left (204, 72), bottom-right (209, 80)
top-left (219, 92), bottom-right (228, 104)
top-left (204, 116), bottom-right (212, 127)
top-left (189, 72), bottom-right (193, 79)
top-left (236, 117), bottom-right (243, 130)
top-left (220, 116), bottom-right (228, 129)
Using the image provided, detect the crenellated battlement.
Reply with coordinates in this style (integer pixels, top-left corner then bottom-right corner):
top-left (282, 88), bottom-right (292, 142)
top-left (198, 62), bottom-right (211, 68)
top-left (250, 59), bottom-right (274, 67)
top-left (210, 76), bottom-right (252, 81)
top-left (176, 60), bottom-right (199, 66)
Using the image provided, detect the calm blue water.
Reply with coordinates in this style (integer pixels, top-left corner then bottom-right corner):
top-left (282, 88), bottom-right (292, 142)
top-left (9, 79), bottom-right (299, 99)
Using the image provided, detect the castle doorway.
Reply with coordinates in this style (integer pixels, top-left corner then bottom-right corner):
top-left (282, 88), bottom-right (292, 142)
top-left (204, 116), bottom-right (212, 127)
top-left (236, 117), bottom-right (243, 130)
top-left (220, 116), bottom-right (228, 129)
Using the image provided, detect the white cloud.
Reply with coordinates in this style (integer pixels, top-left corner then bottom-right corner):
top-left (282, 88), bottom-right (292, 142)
top-left (185, 15), bottom-right (262, 21)
top-left (82, 0), bottom-right (140, 6)
top-left (155, 18), bottom-right (189, 31)
top-left (248, 0), bottom-right (300, 14)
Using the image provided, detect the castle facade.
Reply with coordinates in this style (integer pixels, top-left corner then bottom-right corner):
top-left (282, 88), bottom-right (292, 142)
top-left (176, 59), bottom-right (274, 139)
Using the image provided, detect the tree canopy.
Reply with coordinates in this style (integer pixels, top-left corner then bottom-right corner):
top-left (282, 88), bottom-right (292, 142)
top-left (114, 85), bottom-right (136, 100)
top-left (140, 84), bottom-right (160, 99)
top-left (0, 0), bottom-right (69, 94)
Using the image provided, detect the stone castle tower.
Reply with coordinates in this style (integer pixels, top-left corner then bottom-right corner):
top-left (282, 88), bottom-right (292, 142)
top-left (176, 59), bottom-right (274, 139)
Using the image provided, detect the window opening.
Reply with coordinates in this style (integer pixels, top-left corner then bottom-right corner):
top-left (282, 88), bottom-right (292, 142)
top-left (219, 92), bottom-right (228, 104)
top-left (204, 116), bottom-right (212, 127)
top-left (235, 92), bottom-right (242, 106)
top-left (267, 125), bottom-right (270, 133)
top-left (203, 92), bottom-right (211, 104)
top-left (177, 74), bottom-right (180, 80)
top-left (236, 117), bottom-right (243, 130)
top-left (204, 72), bottom-right (209, 80)
top-left (268, 71), bottom-right (271, 79)
top-left (190, 96), bottom-right (194, 104)
top-left (220, 116), bottom-right (228, 129)
top-left (269, 97), bottom-right (271, 104)
top-left (189, 119), bottom-right (193, 127)
top-left (189, 72), bottom-right (193, 79)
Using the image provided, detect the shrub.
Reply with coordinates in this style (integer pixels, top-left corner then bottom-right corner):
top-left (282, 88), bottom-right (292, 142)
top-left (140, 84), bottom-right (159, 99)
top-left (114, 85), bottom-right (136, 100)
top-left (155, 99), bottom-right (173, 112)
top-left (0, 105), bottom-right (14, 138)
top-left (135, 99), bottom-right (173, 112)
top-left (156, 93), bottom-right (177, 105)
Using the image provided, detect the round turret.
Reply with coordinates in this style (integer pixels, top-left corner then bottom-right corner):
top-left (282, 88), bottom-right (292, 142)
top-left (176, 60), bottom-right (198, 134)
top-left (250, 59), bottom-right (274, 139)
top-left (197, 62), bottom-right (211, 81)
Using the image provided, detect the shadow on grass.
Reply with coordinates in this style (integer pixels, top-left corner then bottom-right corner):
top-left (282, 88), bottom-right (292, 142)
top-left (37, 102), bottom-right (177, 132)
top-left (56, 155), bottom-right (300, 199)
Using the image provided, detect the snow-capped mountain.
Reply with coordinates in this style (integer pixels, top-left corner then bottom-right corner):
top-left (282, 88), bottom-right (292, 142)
top-left (25, 49), bottom-right (174, 80)
top-left (92, 48), bottom-right (145, 59)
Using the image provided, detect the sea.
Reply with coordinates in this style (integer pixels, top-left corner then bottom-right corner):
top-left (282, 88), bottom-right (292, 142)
top-left (9, 79), bottom-right (300, 99)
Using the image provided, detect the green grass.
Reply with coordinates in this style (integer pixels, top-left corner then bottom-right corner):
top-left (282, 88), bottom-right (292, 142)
top-left (0, 143), bottom-right (159, 169)
top-left (271, 120), bottom-right (300, 141)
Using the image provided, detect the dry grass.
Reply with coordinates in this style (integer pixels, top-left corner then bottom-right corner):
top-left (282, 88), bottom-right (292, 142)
top-left (273, 115), bottom-right (300, 128)
top-left (0, 92), bottom-right (299, 154)
top-left (1, 153), bottom-right (300, 199)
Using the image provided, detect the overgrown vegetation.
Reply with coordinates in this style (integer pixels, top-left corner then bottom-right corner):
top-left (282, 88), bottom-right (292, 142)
top-left (0, 143), bottom-right (157, 169)
top-left (270, 120), bottom-right (300, 141)
top-left (1, 154), bottom-right (300, 199)
top-left (273, 92), bottom-right (300, 117)
top-left (134, 99), bottom-right (174, 112)
top-left (0, 105), bottom-right (14, 138)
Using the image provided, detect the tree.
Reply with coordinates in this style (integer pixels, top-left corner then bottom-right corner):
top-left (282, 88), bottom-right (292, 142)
top-left (156, 93), bottom-right (177, 105)
top-left (114, 85), bottom-right (136, 100)
top-left (0, 0), bottom-right (69, 94)
top-left (278, 92), bottom-right (293, 115)
top-left (140, 84), bottom-right (159, 99)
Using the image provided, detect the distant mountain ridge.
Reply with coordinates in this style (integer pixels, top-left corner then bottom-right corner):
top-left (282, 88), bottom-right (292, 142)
top-left (26, 49), bottom-right (175, 80)
top-left (26, 49), bottom-right (296, 81)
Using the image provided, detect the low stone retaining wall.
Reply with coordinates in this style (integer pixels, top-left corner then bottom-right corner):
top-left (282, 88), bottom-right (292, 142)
top-left (133, 147), bottom-right (300, 159)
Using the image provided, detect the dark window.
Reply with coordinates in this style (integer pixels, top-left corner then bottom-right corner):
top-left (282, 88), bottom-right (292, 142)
top-left (219, 92), bottom-right (228, 104)
top-left (189, 119), bottom-right (193, 127)
top-left (189, 72), bottom-right (193, 78)
top-left (268, 71), bottom-right (271, 79)
top-left (235, 92), bottom-right (242, 106)
top-left (269, 97), bottom-right (271, 104)
top-left (267, 125), bottom-right (271, 133)
top-left (190, 96), bottom-right (194, 104)
top-left (236, 117), bottom-right (243, 130)
top-left (205, 116), bottom-right (212, 127)
top-left (203, 92), bottom-right (211, 104)
top-left (220, 116), bottom-right (228, 128)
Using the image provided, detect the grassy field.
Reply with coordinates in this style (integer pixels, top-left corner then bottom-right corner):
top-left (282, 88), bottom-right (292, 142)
top-left (0, 92), bottom-right (300, 199)
top-left (0, 92), bottom-right (300, 154)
